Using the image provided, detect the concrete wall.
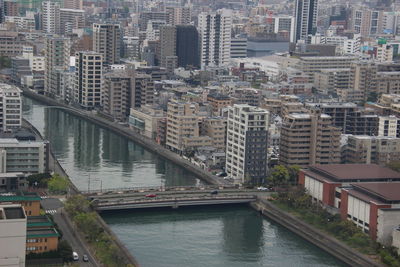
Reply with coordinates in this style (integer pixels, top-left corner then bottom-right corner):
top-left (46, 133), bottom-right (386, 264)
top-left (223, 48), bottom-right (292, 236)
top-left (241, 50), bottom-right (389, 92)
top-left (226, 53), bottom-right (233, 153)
top-left (251, 199), bottom-right (383, 267)
top-left (377, 209), bottom-right (400, 246)
top-left (0, 218), bottom-right (26, 267)
top-left (392, 228), bottom-right (400, 254)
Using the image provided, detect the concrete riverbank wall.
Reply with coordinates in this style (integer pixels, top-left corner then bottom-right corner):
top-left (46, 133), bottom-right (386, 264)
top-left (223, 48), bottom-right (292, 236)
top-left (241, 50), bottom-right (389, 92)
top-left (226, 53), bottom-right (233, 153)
top-left (22, 116), bottom-right (140, 267)
top-left (22, 90), bottom-right (223, 187)
top-left (251, 199), bottom-right (384, 267)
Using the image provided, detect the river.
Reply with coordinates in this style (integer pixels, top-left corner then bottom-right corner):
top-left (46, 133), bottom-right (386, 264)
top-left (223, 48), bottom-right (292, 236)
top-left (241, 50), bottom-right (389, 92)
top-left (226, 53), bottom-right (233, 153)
top-left (22, 96), bottom-right (346, 267)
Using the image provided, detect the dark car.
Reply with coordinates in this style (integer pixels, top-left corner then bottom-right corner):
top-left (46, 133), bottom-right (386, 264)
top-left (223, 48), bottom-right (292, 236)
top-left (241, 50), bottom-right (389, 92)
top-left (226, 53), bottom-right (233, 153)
top-left (83, 254), bottom-right (89, 262)
top-left (210, 190), bottom-right (218, 195)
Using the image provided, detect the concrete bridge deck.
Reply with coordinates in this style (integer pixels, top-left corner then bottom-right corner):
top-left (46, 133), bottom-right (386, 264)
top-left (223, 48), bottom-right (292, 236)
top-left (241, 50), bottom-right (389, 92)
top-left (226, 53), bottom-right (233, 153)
top-left (87, 187), bottom-right (265, 211)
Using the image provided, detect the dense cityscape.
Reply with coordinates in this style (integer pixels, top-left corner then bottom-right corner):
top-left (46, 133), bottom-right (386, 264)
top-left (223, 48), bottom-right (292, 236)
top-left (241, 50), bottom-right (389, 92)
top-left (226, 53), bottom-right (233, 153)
top-left (0, 0), bottom-right (400, 265)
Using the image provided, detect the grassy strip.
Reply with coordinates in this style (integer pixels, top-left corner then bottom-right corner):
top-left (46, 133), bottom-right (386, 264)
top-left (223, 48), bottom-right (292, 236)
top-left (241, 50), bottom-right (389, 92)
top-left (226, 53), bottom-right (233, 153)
top-left (271, 188), bottom-right (400, 267)
top-left (65, 195), bottom-right (135, 267)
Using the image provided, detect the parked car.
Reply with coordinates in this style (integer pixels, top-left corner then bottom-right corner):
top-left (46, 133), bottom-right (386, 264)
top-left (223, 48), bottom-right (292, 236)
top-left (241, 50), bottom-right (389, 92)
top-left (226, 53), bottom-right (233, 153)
top-left (216, 172), bottom-right (227, 177)
top-left (210, 190), bottom-right (218, 195)
top-left (83, 254), bottom-right (89, 262)
top-left (145, 194), bottom-right (157, 198)
top-left (257, 186), bottom-right (270, 191)
top-left (72, 252), bottom-right (79, 261)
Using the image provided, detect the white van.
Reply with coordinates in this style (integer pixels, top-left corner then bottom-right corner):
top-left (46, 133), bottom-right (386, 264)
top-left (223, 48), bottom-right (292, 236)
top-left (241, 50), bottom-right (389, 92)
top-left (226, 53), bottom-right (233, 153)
top-left (72, 252), bottom-right (79, 261)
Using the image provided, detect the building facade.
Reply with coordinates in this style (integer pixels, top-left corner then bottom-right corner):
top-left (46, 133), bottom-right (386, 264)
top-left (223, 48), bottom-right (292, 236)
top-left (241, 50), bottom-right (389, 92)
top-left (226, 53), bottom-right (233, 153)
top-left (226, 104), bottom-right (269, 184)
top-left (93, 23), bottom-right (121, 66)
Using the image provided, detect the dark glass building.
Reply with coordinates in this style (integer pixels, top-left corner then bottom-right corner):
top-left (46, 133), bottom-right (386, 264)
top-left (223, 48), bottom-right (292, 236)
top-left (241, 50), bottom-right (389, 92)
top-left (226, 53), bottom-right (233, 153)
top-left (176, 25), bottom-right (200, 69)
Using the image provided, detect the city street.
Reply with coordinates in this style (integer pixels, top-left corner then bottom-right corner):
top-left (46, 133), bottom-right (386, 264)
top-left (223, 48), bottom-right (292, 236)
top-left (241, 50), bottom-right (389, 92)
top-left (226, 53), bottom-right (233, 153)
top-left (41, 198), bottom-right (98, 267)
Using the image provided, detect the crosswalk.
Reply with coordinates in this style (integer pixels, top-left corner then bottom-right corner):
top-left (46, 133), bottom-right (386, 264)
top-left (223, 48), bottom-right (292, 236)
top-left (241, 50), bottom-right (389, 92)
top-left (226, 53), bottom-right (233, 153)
top-left (45, 209), bottom-right (57, 214)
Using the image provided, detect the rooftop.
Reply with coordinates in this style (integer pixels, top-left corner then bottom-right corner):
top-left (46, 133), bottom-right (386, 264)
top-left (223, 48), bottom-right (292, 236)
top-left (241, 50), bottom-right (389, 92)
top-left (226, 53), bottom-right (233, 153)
top-left (0, 191), bottom-right (41, 202)
top-left (353, 182), bottom-right (400, 202)
top-left (307, 164), bottom-right (400, 182)
top-left (27, 216), bottom-right (53, 227)
top-left (27, 228), bottom-right (59, 238)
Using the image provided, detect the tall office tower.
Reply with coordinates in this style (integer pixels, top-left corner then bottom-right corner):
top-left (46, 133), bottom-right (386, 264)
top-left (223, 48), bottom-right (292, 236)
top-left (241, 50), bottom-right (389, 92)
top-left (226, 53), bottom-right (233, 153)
top-left (41, 1), bottom-right (60, 34)
top-left (63, 0), bottom-right (82, 9)
top-left (74, 51), bottom-right (103, 109)
top-left (59, 8), bottom-right (85, 34)
top-left (293, 0), bottom-right (318, 43)
top-left (166, 7), bottom-right (191, 25)
top-left (176, 25), bottom-right (199, 69)
top-left (198, 9), bottom-right (232, 69)
top-left (0, 83), bottom-right (21, 132)
top-left (93, 23), bottom-right (121, 67)
top-left (225, 104), bottom-right (269, 185)
top-left (44, 37), bottom-right (70, 98)
top-left (159, 25), bottom-right (176, 70)
top-left (279, 110), bottom-right (341, 167)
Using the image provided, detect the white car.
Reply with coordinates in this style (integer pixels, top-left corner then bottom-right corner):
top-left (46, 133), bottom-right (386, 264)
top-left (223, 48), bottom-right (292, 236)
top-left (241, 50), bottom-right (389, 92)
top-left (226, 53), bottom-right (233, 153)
top-left (257, 186), bottom-right (269, 191)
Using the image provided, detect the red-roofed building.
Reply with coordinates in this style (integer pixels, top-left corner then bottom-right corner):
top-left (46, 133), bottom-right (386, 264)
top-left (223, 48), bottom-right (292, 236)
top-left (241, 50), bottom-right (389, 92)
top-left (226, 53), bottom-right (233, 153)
top-left (340, 182), bottom-right (400, 244)
top-left (299, 164), bottom-right (400, 209)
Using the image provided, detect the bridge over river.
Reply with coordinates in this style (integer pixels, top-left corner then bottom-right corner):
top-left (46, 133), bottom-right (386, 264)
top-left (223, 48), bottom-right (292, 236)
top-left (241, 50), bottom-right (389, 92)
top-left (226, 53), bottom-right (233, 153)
top-left (85, 186), bottom-right (267, 211)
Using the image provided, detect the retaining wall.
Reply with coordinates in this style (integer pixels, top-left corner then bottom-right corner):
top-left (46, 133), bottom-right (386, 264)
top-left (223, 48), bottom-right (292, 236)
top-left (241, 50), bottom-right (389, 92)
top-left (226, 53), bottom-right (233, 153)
top-left (251, 199), bottom-right (384, 267)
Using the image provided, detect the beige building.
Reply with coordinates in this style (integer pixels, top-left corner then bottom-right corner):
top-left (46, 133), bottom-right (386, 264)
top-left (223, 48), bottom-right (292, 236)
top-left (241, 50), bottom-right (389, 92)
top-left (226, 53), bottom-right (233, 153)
top-left (279, 110), bottom-right (341, 167)
top-left (166, 99), bottom-right (212, 153)
top-left (0, 32), bottom-right (28, 57)
top-left (342, 135), bottom-right (400, 165)
top-left (74, 51), bottom-right (102, 109)
top-left (313, 68), bottom-right (351, 95)
top-left (59, 8), bottom-right (85, 34)
top-left (63, 0), bottom-right (82, 9)
top-left (0, 204), bottom-right (26, 267)
top-left (166, 7), bottom-right (191, 26)
top-left (201, 117), bottom-right (226, 150)
top-left (129, 106), bottom-right (166, 139)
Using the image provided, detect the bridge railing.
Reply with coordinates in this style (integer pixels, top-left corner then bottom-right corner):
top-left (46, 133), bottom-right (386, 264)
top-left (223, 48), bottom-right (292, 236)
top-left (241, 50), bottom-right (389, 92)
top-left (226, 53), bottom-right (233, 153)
top-left (95, 194), bottom-right (257, 206)
top-left (83, 184), bottom-right (238, 195)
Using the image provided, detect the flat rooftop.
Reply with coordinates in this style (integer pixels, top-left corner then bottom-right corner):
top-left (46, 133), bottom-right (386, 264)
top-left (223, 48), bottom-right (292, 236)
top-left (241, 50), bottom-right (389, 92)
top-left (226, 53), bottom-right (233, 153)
top-left (27, 216), bottom-right (53, 227)
top-left (27, 228), bottom-right (59, 238)
top-left (0, 206), bottom-right (25, 219)
top-left (306, 164), bottom-right (400, 182)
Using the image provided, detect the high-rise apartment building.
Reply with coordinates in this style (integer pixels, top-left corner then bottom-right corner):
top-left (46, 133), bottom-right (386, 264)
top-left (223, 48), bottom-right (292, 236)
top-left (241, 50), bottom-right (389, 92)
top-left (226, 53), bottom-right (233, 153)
top-left (44, 37), bottom-right (70, 98)
top-left (74, 51), bottom-right (103, 109)
top-left (132, 73), bottom-right (154, 109)
top-left (166, 99), bottom-right (212, 153)
top-left (342, 135), bottom-right (400, 165)
top-left (166, 6), bottom-right (191, 25)
top-left (93, 23), bottom-right (121, 66)
top-left (41, 1), bottom-right (60, 34)
top-left (0, 83), bottom-right (21, 132)
top-left (279, 110), bottom-right (341, 167)
top-left (176, 25), bottom-right (199, 69)
top-left (63, 0), bottom-right (82, 9)
top-left (198, 9), bottom-right (232, 69)
top-left (293, 0), bottom-right (318, 43)
top-left (59, 8), bottom-right (85, 34)
top-left (350, 7), bottom-right (384, 37)
top-left (159, 25), bottom-right (177, 70)
top-left (226, 104), bottom-right (269, 184)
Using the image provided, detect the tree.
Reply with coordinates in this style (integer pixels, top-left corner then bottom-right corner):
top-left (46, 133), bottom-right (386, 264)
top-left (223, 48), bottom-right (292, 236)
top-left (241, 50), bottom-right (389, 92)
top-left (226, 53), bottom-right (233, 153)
top-left (287, 165), bottom-right (301, 185)
top-left (74, 212), bottom-right (102, 241)
top-left (65, 195), bottom-right (90, 217)
top-left (58, 240), bottom-right (73, 262)
top-left (48, 174), bottom-right (69, 194)
top-left (268, 165), bottom-right (290, 187)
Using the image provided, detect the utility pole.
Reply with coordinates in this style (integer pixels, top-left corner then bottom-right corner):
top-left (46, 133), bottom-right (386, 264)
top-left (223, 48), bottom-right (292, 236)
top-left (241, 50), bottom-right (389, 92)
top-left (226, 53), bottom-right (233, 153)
top-left (88, 174), bottom-right (91, 193)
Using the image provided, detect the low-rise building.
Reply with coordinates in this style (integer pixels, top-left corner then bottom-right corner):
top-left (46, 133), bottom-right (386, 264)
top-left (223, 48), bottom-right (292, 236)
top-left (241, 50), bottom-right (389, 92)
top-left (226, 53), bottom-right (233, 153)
top-left (299, 164), bottom-right (400, 209)
top-left (26, 228), bottom-right (59, 254)
top-left (0, 138), bottom-right (49, 174)
top-left (340, 182), bottom-right (400, 243)
top-left (129, 106), bottom-right (166, 140)
top-left (0, 192), bottom-right (41, 216)
top-left (0, 172), bottom-right (27, 192)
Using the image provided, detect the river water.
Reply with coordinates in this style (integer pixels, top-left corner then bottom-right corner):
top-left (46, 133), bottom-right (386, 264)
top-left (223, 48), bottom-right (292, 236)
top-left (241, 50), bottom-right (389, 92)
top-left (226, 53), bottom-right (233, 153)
top-left (22, 97), bottom-right (346, 267)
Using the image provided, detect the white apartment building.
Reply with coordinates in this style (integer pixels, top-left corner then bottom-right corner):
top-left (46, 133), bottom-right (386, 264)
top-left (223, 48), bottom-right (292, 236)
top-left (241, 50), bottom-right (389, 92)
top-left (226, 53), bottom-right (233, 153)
top-left (0, 204), bottom-right (26, 267)
top-left (198, 9), bottom-right (232, 69)
top-left (0, 83), bottom-right (21, 132)
top-left (226, 104), bottom-right (269, 184)
top-left (309, 34), bottom-right (361, 54)
top-left (378, 115), bottom-right (400, 137)
top-left (74, 51), bottom-right (103, 109)
top-left (41, 1), bottom-right (60, 34)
